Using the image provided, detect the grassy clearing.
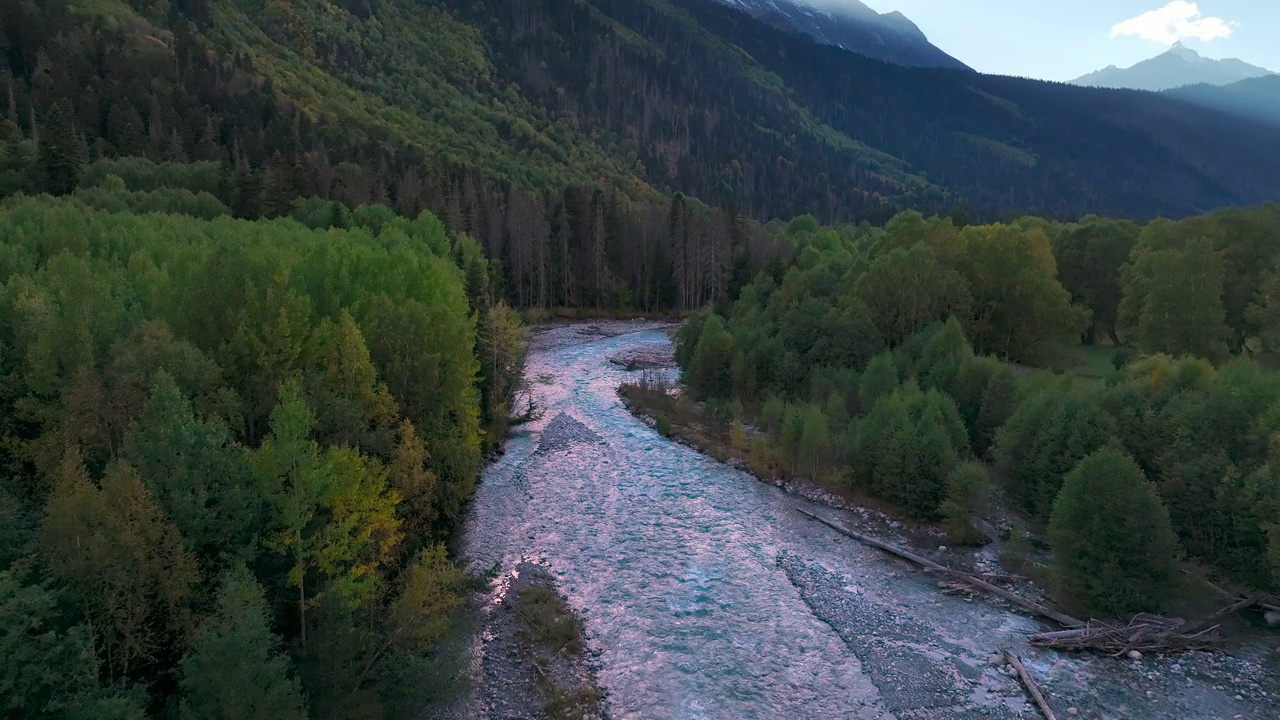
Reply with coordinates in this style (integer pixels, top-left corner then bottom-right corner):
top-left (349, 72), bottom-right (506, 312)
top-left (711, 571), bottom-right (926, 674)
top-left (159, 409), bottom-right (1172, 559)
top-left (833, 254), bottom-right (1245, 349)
top-left (1032, 342), bottom-right (1122, 380)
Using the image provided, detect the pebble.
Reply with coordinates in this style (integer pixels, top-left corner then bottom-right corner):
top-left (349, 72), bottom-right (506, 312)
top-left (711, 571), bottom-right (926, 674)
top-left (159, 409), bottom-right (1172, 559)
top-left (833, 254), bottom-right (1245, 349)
top-left (1265, 611), bottom-right (1280, 627)
top-left (1065, 709), bottom-right (1078, 716)
top-left (1128, 650), bottom-right (1143, 660)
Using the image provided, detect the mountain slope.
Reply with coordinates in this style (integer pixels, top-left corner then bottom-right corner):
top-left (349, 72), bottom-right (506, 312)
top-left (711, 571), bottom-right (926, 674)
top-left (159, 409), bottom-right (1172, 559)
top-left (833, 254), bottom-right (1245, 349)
top-left (1166, 76), bottom-right (1280, 127)
top-left (1072, 42), bottom-right (1275, 91)
top-left (712, 0), bottom-right (967, 70)
top-left (6, 0), bottom-right (1280, 228)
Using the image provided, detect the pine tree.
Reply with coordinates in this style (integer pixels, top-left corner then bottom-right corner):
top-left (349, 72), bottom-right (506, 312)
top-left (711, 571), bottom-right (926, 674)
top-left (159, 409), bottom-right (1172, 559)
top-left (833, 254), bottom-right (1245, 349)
top-left (41, 451), bottom-right (198, 678)
top-left (388, 420), bottom-right (438, 546)
top-left (941, 462), bottom-right (991, 544)
top-left (1049, 449), bottom-right (1179, 617)
top-left (688, 314), bottom-right (735, 399)
top-left (122, 371), bottom-right (260, 561)
top-left (301, 312), bottom-right (398, 452)
top-left (38, 102), bottom-right (87, 195)
top-left (858, 352), bottom-right (898, 411)
top-left (797, 404), bottom-right (832, 481)
top-left (0, 566), bottom-right (146, 719)
top-left (178, 566), bottom-right (307, 720)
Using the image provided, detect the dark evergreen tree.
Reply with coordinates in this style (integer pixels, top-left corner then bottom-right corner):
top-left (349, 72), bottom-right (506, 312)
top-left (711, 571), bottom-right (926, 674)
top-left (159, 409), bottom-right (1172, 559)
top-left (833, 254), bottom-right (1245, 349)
top-left (38, 101), bottom-right (86, 195)
top-left (1049, 449), bottom-right (1179, 617)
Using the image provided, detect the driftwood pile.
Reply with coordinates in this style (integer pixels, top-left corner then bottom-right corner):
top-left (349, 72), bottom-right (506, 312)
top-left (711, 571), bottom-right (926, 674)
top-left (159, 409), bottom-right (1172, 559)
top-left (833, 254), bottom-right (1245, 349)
top-left (1030, 593), bottom-right (1269, 656)
top-left (797, 508), bottom-right (1271, 656)
top-left (1030, 614), bottom-right (1221, 654)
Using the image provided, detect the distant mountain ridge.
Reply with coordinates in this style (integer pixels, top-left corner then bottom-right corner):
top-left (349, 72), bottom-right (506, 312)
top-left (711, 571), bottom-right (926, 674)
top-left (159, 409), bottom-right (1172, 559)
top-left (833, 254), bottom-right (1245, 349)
top-left (1071, 42), bottom-right (1275, 91)
top-left (712, 0), bottom-right (968, 70)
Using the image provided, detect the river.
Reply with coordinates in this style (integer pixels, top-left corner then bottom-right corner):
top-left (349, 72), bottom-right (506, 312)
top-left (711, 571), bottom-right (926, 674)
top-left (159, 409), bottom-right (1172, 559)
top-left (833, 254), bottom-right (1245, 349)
top-left (460, 322), bottom-right (1277, 720)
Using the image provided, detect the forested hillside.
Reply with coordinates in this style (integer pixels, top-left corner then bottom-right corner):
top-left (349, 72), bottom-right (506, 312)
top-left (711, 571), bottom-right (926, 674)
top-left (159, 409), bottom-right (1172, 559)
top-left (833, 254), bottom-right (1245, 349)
top-left (674, 205), bottom-right (1280, 615)
top-left (0, 177), bottom-right (534, 717)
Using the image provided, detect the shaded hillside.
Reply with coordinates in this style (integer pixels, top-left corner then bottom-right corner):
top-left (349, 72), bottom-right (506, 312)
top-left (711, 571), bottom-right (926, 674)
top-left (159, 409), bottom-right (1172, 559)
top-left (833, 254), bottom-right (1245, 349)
top-left (1168, 76), bottom-right (1280, 128)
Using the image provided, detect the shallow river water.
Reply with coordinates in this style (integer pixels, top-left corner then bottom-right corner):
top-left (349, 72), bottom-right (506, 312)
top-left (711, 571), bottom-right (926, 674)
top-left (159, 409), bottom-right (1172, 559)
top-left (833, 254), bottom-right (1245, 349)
top-left (461, 323), bottom-right (1277, 720)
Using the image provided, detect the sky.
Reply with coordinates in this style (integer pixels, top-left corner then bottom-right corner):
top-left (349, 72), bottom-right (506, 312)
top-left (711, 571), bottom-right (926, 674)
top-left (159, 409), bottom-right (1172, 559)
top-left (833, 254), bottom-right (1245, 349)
top-left (833, 0), bottom-right (1280, 81)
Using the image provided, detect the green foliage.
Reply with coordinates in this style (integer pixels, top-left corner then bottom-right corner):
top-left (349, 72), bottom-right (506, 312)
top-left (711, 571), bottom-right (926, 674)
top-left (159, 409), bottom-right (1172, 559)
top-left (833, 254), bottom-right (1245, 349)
top-left (1242, 465), bottom-right (1280, 588)
top-left (0, 195), bottom-right (505, 716)
top-left (996, 381), bottom-right (1115, 519)
top-left (858, 352), bottom-right (899, 410)
top-left (0, 564), bottom-right (146, 720)
top-left (38, 102), bottom-right (88, 196)
top-left (178, 566), bottom-right (307, 720)
top-left (951, 223), bottom-right (1086, 362)
top-left (941, 462), bottom-right (991, 545)
top-left (687, 314), bottom-right (735, 399)
top-left (796, 403), bottom-right (833, 481)
top-left (1049, 449), bottom-right (1179, 617)
top-left (80, 158), bottom-right (222, 195)
top-left (1111, 346), bottom-right (1135, 370)
top-left (917, 316), bottom-right (972, 392)
top-left (855, 244), bottom-right (964, 346)
top-left (1123, 238), bottom-right (1229, 361)
top-left (73, 177), bottom-right (230, 220)
top-left (1052, 217), bottom-right (1139, 345)
top-left (674, 310), bottom-right (711, 371)
top-left (123, 372), bottom-right (260, 561)
top-left (477, 302), bottom-right (529, 450)
top-left (852, 387), bottom-right (966, 519)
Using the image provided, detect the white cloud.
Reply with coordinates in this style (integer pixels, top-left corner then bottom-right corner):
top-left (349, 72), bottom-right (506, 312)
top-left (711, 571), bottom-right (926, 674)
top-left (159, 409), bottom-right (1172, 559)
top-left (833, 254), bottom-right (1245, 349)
top-left (1111, 1), bottom-right (1234, 44)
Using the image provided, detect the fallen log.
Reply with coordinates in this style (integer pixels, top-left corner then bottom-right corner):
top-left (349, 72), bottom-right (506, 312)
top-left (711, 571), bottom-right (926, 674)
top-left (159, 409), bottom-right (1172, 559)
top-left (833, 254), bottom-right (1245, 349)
top-left (1259, 595), bottom-right (1280, 615)
top-left (1004, 650), bottom-right (1058, 720)
top-left (1171, 593), bottom-right (1263, 636)
top-left (797, 508), bottom-right (1083, 628)
top-left (1180, 569), bottom-right (1280, 614)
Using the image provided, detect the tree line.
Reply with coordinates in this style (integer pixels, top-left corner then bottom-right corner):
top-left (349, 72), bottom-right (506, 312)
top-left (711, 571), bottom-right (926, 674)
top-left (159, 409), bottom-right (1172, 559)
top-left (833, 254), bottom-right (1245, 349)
top-left (676, 208), bottom-right (1280, 618)
top-left (0, 191), bottom-right (525, 718)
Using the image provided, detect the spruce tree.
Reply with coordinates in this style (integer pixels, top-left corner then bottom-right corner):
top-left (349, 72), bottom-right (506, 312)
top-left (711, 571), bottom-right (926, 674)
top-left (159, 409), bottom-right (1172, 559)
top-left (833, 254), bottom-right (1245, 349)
top-left (1049, 449), bottom-right (1179, 617)
top-left (178, 566), bottom-right (307, 720)
top-left (858, 351), bottom-right (898, 411)
top-left (688, 314), bottom-right (734, 399)
top-left (38, 102), bottom-right (87, 195)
